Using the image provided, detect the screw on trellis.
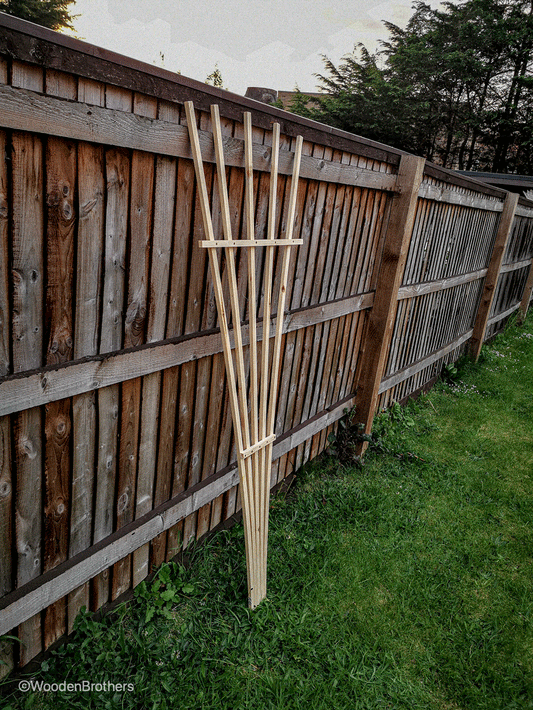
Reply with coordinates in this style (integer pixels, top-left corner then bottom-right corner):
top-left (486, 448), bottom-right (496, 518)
top-left (185, 101), bottom-right (303, 608)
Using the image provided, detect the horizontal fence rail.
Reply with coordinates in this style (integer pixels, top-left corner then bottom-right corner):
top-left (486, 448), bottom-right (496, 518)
top-left (1, 14), bottom-right (533, 674)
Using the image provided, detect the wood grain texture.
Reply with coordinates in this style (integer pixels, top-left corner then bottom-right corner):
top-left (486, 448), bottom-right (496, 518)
top-left (11, 127), bottom-right (44, 665)
top-left (134, 148), bottom-right (176, 585)
top-left (11, 60), bottom-right (43, 91)
top-left (0, 130), bottom-right (9, 377)
top-left (69, 138), bottom-right (104, 629)
top-left (43, 135), bottom-right (76, 646)
top-left (355, 155), bottom-right (426, 448)
top-left (113, 145), bottom-right (154, 600)
top-left (154, 153), bottom-right (193, 565)
top-left (0, 131), bottom-right (11, 672)
top-left (92, 143), bottom-right (130, 610)
top-left (418, 182), bottom-right (503, 212)
top-left (0, 414), bottom-right (13, 677)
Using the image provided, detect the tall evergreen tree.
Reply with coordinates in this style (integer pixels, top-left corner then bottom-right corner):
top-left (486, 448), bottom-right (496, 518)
top-left (291, 0), bottom-right (533, 173)
top-left (0, 0), bottom-right (76, 31)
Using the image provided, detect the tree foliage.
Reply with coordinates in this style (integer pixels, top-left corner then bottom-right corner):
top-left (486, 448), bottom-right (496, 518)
top-left (0, 0), bottom-right (76, 31)
top-left (290, 0), bottom-right (533, 173)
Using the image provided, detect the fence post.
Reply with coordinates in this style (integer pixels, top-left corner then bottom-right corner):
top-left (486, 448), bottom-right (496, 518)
top-left (355, 154), bottom-right (425, 452)
top-left (470, 192), bottom-right (519, 360)
top-left (517, 259), bottom-right (533, 325)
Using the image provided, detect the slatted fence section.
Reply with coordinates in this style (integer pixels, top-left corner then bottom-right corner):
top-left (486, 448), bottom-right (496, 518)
top-left (485, 202), bottom-right (533, 340)
top-left (378, 173), bottom-right (505, 408)
top-left (0, 14), bottom-right (533, 676)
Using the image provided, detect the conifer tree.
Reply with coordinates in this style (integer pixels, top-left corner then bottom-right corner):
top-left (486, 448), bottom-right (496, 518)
top-left (292, 0), bottom-right (533, 173)
top-left (0, 0), bottom-right (76, 31)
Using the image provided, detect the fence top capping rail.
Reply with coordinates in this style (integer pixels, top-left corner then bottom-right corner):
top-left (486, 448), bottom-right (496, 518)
top-left (1, 12), bottom-right (531, 204)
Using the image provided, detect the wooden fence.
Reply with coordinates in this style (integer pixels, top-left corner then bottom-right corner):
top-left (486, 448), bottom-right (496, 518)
top-left (1, 14), bottom-right (532, 674)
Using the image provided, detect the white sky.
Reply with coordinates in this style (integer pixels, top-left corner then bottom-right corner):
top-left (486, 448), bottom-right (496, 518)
top-left (68, 0), bottom-right (428, 95)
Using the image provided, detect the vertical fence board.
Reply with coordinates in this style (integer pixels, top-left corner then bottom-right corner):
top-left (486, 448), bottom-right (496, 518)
top-left (0, 130), bottom-right (8, 377)
top-left (134, 152), bottom-right (177, 586)
top-left (518, 262), bottom-right (533, 325)
top-left (43, 135), bottom-right (76, 647)
top-left (153, 154), bottom-right (194, 565)
top-left (92, 146), bottom-right (130, 609)
top-left (68, 139), bottom-right (104, 629)
top-left (0, 414), bottom-right (12, 677)
top-left (69, 75), bottom-right (105, 624)
top-left (12, 129), bottom-right (44, 665)
top-left (0, 124), bottom-right (11, 676)
top-left (11, 60), bottom-right (43, 91)
top-left (113, 146), bottom-right (154, 600)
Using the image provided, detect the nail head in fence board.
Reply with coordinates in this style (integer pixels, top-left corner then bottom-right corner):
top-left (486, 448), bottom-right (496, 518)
top-left (355, 155), bottom-right (426, 449)
top-left (469, 192), bottom-right (519, 361)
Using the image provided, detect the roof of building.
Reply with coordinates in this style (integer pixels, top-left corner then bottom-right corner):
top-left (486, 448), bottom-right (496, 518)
top-left (456, 171), bottom-right (533, 193)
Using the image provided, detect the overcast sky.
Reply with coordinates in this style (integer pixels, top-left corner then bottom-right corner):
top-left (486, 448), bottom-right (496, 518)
top-left (69, 0), bottom-right (430, 95)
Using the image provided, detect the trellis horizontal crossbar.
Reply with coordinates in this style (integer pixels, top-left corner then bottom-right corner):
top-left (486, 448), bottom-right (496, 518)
top-left (200, 239), bottom-right (303, 248)
top-left (240, 434), bottom-right (277, 460)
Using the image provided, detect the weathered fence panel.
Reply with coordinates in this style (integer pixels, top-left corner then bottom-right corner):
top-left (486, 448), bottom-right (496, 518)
top-left (0, 14), bottom-right (532, 674)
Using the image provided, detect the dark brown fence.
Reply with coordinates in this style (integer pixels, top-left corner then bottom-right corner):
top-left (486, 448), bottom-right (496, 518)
top-left (1, 14), bottom-right (532, 675)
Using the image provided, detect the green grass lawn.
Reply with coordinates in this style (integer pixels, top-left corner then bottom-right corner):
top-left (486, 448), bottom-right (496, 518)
top-left (3, 312), bottom-right (533, 710)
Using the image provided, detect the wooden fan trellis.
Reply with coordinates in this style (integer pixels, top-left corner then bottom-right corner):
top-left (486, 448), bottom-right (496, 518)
top-left (185, 102), bottom-right (303, 608)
